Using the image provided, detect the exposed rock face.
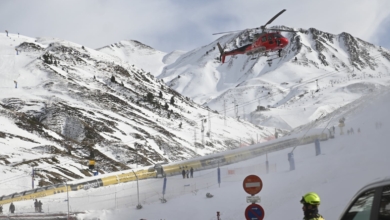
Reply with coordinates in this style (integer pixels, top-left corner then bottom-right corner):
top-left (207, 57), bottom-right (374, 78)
top-left (340, 32), bottom-right (377, 70)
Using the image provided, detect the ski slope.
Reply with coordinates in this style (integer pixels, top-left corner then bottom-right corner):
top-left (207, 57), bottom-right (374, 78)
top-left (1, 89), bottom-right (389, 220)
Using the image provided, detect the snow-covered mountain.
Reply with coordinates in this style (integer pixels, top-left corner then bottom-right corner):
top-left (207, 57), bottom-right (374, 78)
top-left (1, 24), bottom-right (390, 189)
top-left (0, 33), bottom-right (275, 188)
top-left (159, 27), bottom-right (390, 129)
top-left (96, 40), bottom-right (186, 76)
top-left (97, 40), bottom-right (167, 77)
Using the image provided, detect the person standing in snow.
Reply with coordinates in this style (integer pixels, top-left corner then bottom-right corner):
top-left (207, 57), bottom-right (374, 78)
top-left (182, 169), bottom-right (185, 179)
top-left (186, 169), bottom-right (189, 178)
top-left (34, 199), bottom-right (38, 212)
top-left (9, 202), bottom-right (15, 214)
top-left (5, 30), bottom-right (8, 36)
top-left (190, 167), bottom-right (194, 178)
top-left (0, 205), bottom-right (3, 214)
top-left (14, 80), bottom-right (17, 88)
top-left (300, 192), bottom-right (324, 220)
top-left (38, 200), bottom-right (42, 212)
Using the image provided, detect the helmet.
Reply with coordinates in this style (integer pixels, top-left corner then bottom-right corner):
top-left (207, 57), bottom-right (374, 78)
top-left (300, 192), bottom-right (321, 205)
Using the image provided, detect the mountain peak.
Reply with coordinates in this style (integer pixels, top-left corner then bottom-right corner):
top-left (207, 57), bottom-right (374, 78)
top-left (160, 26), bottom-right (390, 129)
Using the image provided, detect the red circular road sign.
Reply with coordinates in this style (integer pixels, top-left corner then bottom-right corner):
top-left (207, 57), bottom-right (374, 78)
top-left (243, 175), bottom-right (263, 195)
top-left (245, 203), bottom-right (265, 220)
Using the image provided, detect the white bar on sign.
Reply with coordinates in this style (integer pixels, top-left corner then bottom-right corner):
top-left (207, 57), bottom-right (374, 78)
top-left (245, 182), bottom-right (260, 187)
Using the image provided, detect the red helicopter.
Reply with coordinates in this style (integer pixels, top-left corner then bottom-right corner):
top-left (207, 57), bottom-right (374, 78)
top-left (213, 9), bottom-right (295, 63)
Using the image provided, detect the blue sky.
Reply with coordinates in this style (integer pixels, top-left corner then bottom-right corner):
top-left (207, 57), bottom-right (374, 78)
top-left (1, 0), bottom-right (389, 52)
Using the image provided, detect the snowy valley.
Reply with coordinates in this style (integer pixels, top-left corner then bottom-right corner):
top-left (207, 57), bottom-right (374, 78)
top-left (0, 25), bottom-right (390, 196)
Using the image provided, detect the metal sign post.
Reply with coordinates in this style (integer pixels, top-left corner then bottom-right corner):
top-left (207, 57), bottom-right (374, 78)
top-left (161, 177), bottom-right (167, 203)
top-left (245, 204), bottom-right (265, 220)
top-left (243, 175), bottom-right (263, 195)
top-left (217, 167), bottom-right (221, 188)
top-left (32, 167), bottom-right (34, 189)
top-left (243, 175), bottom-right (264, 220)
top-left (266, 153), bottom-right (269, 174)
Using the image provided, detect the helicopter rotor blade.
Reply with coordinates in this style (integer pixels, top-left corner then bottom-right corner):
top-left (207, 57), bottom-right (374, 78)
top-left (212, 29), bottom-right (246, 35)
top-left (266, 28), bottom-right (297, 33)
top-left (263, 9), bottom-right (286, 29)
top-left (213, 9), bottom-right (288, 35)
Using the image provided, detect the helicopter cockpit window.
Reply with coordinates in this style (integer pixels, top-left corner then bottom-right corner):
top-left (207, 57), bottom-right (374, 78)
top-left (268, 35), bottom-right (273, 41)
top-left (275, 33), bottom-right (283, 38)
top-left (261, 36), bottom-right (267, 42)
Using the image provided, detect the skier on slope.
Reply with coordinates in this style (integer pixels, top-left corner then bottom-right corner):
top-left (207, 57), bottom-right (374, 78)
top-left (300, 192), bottom-right (324, 220)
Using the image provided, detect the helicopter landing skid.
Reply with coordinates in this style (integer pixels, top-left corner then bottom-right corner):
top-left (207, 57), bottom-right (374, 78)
top-left (266, 57), bottom-right (280, 62)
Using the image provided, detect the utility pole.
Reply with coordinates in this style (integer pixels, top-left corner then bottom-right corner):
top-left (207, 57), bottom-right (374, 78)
top-left (135, 144), bottom-right (141, 168)
top-left (243, 106), bottom-right (246, 121)
top-left (223, 99), bottom-right (226, 126)
top-left (31, 167), bottom-right (42, 189)
top-left (201, 119), bottom-right (205, 147)
top-left (208, 111), bottom-right (211, 139)
top-left (266, 152), bottom-right (269, 174)
top-left (132, 170), bottom-right (142, 209)
top-left (64, 180), bottom-right (70, 220)
top-left (194, 128), bottom-right (197, 154)
top-left (233, 98), bottom-right (238, 120)
top-left (32, 167), bottom-right (34, 189)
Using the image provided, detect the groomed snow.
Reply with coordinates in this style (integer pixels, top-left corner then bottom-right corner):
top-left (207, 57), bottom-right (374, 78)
top-left (1, 89), bottom-right (389, 220)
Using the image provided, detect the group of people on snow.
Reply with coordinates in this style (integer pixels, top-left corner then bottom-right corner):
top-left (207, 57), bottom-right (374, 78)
top-left (0, 200), bottom-right (43, 215)
top-left (34, 199), bottom-right (43, 212)
top-left (182, 167), bottom-right (194, 179)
